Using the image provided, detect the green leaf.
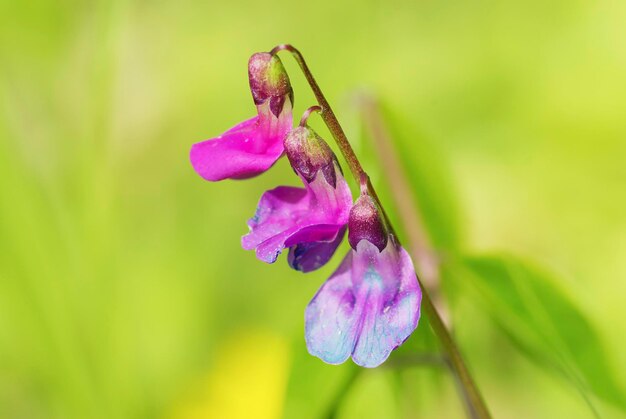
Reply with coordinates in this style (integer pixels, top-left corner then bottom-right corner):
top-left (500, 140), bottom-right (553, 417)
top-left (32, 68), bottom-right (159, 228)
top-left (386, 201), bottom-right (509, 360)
top-left (451, 254), bottom-right (625, 411)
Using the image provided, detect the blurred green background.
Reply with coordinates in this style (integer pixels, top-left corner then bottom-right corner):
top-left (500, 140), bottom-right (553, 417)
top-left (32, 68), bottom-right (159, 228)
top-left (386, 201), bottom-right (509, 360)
top-left (1, 0), bottom-right (625, 418)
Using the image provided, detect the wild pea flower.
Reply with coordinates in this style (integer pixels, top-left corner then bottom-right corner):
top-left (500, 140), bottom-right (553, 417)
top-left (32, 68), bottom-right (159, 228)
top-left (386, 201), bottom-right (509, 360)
top-left (305, 185), bottom-right (422, 367)
top-left (190, 52), bottom-right (293, 181)
top-left (192, 46), bottom-right (423, 369)
top-left (242, 125), bottom-right (352, 272)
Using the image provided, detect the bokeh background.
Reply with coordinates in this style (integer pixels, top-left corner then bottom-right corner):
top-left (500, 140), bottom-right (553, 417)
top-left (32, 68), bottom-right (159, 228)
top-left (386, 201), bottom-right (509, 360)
top-left (1, 1), bottom-right (625, 418)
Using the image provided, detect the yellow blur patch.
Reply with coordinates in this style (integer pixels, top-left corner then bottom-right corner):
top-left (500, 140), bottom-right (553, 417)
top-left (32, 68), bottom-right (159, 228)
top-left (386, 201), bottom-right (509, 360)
top-left (169, 330), bottom-right (290, 419)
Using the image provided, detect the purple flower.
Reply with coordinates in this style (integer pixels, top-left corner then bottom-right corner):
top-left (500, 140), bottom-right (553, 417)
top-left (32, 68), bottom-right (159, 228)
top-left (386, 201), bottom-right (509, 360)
top-left (190, 52), bottom-right (293, 181)
top-left (305, 190), bottom-right (422, 367)
top-left (242, 126), bottom-right (352, 272)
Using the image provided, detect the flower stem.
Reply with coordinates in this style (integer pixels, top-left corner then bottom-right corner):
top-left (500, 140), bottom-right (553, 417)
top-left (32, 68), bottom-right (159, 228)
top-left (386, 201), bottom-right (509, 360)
top-left (299, 105), bottom-right (323, 127)
top-left (272, 44), bottom-right (491, 419)
top-left (271, 44), bottom-right (364, 184)
top-left (271, 44), bottom-right (398, 238)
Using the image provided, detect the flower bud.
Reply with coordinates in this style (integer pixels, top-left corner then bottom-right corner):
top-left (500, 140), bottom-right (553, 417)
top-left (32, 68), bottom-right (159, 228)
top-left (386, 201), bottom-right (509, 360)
top-left (248, 53), bottom-right (293, 118)
top-left (284, 126), bottom-right (339, 187)
top-left (348, 192), bottom-right (388, 252)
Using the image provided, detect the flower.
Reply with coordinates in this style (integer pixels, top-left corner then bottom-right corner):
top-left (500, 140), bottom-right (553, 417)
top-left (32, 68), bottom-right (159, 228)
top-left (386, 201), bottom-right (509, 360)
top-left (241, 126), bottom-right (352, 272)
top-left (190, 52), bottom-right (293, 181)
top-left (305, 189), bottom-right (422, 367)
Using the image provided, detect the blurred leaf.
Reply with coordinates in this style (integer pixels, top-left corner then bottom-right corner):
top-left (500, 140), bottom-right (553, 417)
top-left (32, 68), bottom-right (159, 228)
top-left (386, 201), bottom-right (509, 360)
top-left (450, 254), bottom-right (625, 412)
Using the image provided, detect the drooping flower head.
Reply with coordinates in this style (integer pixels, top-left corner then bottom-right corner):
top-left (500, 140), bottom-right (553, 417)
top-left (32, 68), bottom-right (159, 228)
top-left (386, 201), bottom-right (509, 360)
top-left (190, 52), bottom-right (293, 181)
top-left (242, 125), bottom-right (352, 272)
top-left (305, 185), bottom-right (422, 367)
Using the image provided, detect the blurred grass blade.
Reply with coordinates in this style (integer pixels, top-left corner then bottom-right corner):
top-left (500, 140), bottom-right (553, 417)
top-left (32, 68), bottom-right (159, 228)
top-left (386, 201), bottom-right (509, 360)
top-left (358, 101), bottom-right (462, 252)
top-left (356, 97), bottom-right (491, 419)
top-left (281, 339), bottom-right (358, 419)
top-left (452, 254), bottom-right (625, 412)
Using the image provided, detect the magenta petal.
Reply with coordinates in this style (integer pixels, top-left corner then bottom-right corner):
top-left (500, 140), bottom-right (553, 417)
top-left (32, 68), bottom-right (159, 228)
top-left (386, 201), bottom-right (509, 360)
top-left (305, 239), bottom-right (421, 368)
top-left (190, 105), bottom-right (292, 181)
top-left (241, 186), bottom-right (309, 263)
top-left (242, 168), bottom-right (352, 270)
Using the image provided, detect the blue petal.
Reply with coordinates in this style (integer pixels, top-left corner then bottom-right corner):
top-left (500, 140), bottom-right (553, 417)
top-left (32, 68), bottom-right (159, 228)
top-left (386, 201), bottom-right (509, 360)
top-left (305, 239), bottom-right (421, 367)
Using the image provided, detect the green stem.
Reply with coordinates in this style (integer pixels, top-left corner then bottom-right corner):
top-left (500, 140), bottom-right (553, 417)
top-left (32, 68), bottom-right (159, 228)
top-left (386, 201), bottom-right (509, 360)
top-left (270, 44), bottom-right (397, 238)
top-left (272, 44), bottom-right (491, 419)
top-left (324, 367), bottom-right (360, 419)
top-left (271, 44), bottom-right (364, 184)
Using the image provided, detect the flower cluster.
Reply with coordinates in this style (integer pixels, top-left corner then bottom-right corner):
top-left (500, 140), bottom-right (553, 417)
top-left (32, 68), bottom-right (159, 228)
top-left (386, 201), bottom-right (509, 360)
top-left (190, 50), bottom-right (421, 367)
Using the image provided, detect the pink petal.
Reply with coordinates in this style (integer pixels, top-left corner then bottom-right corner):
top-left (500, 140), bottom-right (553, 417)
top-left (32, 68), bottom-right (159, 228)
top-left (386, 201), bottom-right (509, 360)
top-left (241, 186), bottom-right (310, 262)
top-left (242, 168), bottom-right (352, 270)
top-left (190, 105), bottom-right (292, 181)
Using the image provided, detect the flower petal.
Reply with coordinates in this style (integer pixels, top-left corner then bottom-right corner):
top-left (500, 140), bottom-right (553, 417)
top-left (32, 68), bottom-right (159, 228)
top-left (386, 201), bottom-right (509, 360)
top-left (242, 168), bottom-right (352, 270)
top-left (305, 166), bottom-right (353, 222)
top-left (190, 106), bottom-right (291, 181)
top-left (305, 239), bottom-right (421, 368)
top-left (241, 186), bottom-right (309, 263)
top-left (287, 226), bottom-right (347, 272)
top-left (351, 242), bottom-right (421, 367)
top-left (304, 252), bottom-right (360, 364)
top-left (284, 224), bottom-right (343, 247)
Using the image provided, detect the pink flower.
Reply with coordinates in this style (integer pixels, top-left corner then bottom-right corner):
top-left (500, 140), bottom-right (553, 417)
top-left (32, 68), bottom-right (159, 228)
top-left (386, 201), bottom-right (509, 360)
top-left (305, 190), bottom-right (422, 367)
top-left (190, 53), bottom-right (293, 181)
top-left (242, 126), bottom-right (353, 272)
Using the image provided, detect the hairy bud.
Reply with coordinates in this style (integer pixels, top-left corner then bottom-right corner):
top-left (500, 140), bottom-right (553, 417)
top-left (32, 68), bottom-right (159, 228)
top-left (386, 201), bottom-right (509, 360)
top-left (348, 192), bottom-right (388, 252)
top-left (284, 126), bottom-right (339, 187)
top-left (248, 53), bottom-right (293, 117)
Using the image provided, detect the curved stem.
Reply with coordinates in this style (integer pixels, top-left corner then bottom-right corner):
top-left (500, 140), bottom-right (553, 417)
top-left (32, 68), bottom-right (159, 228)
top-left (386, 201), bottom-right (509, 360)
top-left (272, 44), bottom-right (491, 419)
top-left (271, 44), bottom-right (398, 238)
top-left (299, 105), bottom-right (323, 127)
top-left (271, 44), bottom-right (365, 184)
